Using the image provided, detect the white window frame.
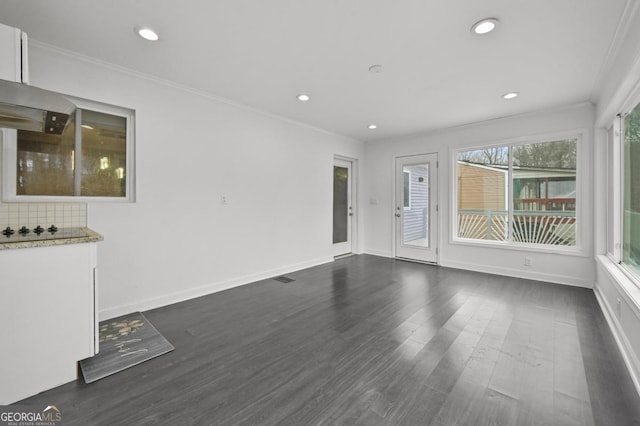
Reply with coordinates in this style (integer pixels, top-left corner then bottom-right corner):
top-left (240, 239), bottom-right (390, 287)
top-left (607, 118), bottom-right (623, 263)
top-left (452, 131), bottom-right (586, 255)
top-left (2, 96), bottom-right (136, 203)
top-left (611, 96), bottom-right (640, 287)
top-left (403, 170), bottom-right (411, 210)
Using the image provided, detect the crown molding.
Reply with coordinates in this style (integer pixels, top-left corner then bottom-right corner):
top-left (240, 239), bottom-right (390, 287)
top-left (368, 101), bottom-right (594, 145)
top-left (590, 0), bottom-right (640, 104)
top-left (28, 40), bottom-right (363, 146)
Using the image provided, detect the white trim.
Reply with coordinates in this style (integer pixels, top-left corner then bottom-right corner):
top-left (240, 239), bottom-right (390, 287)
top-left (451, 130), bottom-right (587, 255)
top-left (363, 249), bottom-right (394, 258)
top-left (594, 0), bottom-right (640, 127)
top-left (442, 258), bottom-right (593, 288)
top-left (29, 40), bottom-right (363, 146)
top-left (334, 154), bottom-right (360, 255)
top-left (593, 286), bottom-right (640, 399)
top-left (449, 238), bottom-right (591, 258)
top-left (394, 153), bottom-right (439, 264)
top-left (333, 156), bottom-right (356, 256)
top-left (594, 254), bottom-right (640, 397)
top-left (597, 255), bottom-right (640, 318)
top-left (590, 0), bottom-right (640, 104)
top-left (618, 102), bottom-right (640, 278)
top-left (99, 256), bottom-right (334, 321)
top-left (1, 129), bottom-right (17, 200)
top-left (372, 102), bottom-right (593, 147)
top-left (610, 119), bottom-right (623, 261)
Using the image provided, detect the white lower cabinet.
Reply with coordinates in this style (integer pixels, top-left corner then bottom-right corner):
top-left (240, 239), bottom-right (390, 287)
top-left (0, 242), bottom-right (98, 405)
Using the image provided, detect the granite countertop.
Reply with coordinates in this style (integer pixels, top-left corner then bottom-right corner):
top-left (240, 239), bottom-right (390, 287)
top-left (0, 227), bottom-right (103, 250)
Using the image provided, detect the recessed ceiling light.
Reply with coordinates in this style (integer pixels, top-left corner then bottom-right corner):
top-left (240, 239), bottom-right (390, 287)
top-left (368, 124), bottom-right (377, 130)
top-left (471, 18), bottom-right (498, 35)
top-left (296, 94), bottom-right (310, 102)
top-left (136, 27), bottom-right (159, 41)
top-left (502, 92), bottom-right (519, 100)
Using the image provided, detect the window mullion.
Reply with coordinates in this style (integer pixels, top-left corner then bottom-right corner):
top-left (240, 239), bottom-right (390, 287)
top-left (613, 115), bottom-right (622, 262)
top-left (508, 144), bottom-right (514, 243)
top-left (73, 108), bottom-right (82, 196)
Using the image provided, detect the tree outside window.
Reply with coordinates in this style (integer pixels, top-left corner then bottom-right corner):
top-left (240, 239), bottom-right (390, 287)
top-left (623, 102), bottom-right (640, 274)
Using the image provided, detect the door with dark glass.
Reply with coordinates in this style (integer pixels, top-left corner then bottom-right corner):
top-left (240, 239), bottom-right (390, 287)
top-left (333, 159), bottom-right (352, 256)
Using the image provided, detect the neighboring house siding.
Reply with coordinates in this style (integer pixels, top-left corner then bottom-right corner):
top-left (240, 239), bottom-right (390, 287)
top-left (403, 166), bottom-right (429, 243)
top-left (457, 163), bottom-right (506, 211)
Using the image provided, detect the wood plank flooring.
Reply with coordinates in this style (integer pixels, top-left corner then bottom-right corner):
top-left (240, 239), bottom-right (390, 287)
top-left (17, 255), bottom-right (640, 425)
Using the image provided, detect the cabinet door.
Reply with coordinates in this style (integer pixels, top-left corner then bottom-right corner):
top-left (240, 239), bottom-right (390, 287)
top-left (0, 243), bottom-right (97, 404)
top-left (0, 23), bottom-right (22, 83)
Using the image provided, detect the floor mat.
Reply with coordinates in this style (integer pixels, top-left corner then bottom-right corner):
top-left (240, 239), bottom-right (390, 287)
top-left (79, 312), bottom-right (174, 383)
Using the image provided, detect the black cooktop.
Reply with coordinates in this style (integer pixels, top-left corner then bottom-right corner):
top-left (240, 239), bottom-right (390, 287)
top-left (1, 226), bottom-right (90, 242)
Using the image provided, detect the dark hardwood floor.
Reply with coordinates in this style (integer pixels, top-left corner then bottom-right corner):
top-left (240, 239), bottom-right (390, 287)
top-left (18, 255), bottom-right (640, 425)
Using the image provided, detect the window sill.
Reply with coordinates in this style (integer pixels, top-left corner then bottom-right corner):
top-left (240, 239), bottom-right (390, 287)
top-left (596, 255), bottom-right (640, 316)
top-left (450, 237), bottom-right (589, 257)
top-left (2, 195), bottom-right (134, 203)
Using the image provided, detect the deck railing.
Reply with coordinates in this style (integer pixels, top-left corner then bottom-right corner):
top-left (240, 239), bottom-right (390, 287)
top-left (457, 210), bottom-right (576, 246)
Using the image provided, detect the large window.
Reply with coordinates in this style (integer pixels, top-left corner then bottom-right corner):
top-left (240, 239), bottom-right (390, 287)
top-left (456, 137), bottom-right (578, 247)
top-left (623, 101), bottom-right (640, 275)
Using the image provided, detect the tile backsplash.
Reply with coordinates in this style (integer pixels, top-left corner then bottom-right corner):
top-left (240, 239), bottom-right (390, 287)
top-left (0, 202), bottom-right (87, 229)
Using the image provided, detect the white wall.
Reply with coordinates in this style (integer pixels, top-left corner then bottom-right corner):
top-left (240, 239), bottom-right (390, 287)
top-left (364, 103), bottom-right (595, 287)
top-left (24, 43), bottom-right (364, 319)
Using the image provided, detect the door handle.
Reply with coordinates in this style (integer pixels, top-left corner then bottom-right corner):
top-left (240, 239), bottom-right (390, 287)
top-left (395, 213), bottom-right (401, 217)
top-left (349, 213), bottom-right (353, 216)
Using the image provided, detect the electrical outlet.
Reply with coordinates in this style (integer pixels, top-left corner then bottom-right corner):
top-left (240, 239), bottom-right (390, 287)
top-left (220, 195), bottom-right (228, 205)
top-left (524, 256), bottom-right (532, 267)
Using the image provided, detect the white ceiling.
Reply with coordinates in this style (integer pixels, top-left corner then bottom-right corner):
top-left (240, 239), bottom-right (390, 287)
top-left (0, 0), bottom-right (630, 142)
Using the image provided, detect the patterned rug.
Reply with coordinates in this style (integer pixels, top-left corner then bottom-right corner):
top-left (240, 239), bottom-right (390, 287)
top-left (79, 312), bottom-right (174, 383)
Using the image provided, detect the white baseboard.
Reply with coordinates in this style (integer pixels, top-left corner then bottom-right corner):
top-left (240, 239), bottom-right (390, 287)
top-left (594, 286), bottom-right (640, 398)
top-left (441, 259), bottom-right (593, 288)
top-left (99, 256), bottom-right (334, 321)
top-left (363, 248), bottom-right (393, 258)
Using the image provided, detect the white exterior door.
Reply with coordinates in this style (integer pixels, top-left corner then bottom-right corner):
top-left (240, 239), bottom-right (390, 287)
top-left (395, 154), bottom-right (438, 263)
top-left (333, 159), bottom-right (353, 256)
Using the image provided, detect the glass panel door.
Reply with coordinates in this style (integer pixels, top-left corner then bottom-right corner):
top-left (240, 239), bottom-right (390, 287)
top-left (395, 154), bottom-right (438, 263)
top-left (333, 159), bottom-right (352, 256)
top-left (402, 163), bottom-right (430, 248)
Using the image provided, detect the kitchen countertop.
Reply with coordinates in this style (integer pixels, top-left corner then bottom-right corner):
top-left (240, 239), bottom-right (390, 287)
top-left (0, 227), bottom-right (103, 250)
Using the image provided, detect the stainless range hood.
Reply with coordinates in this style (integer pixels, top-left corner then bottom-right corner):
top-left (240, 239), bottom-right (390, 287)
top-left (0, 79), bottom-right (76, 135)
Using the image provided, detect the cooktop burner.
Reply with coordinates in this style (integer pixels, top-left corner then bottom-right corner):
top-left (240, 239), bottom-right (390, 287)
top-left (1, 225), bottom-right (89, 242)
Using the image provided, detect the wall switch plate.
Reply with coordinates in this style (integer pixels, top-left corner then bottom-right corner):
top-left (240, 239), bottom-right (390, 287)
top-left (524, 256), bottom-right (532, 267)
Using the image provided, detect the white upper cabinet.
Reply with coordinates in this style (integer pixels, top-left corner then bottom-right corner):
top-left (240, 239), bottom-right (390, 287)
top-left (0, 22), bottom-right (28, 83)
